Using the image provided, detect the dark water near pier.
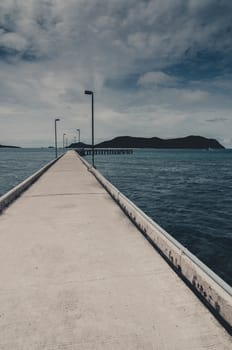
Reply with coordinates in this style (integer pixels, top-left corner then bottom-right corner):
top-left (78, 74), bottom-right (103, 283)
top-left (86, 149), bottom-right (232, 287)
top-left (0, 148), bottom-right (232, 287)
top-left (0, 148), bottom-right (61, 196)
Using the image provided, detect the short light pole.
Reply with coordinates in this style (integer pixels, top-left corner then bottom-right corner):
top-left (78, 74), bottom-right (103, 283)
top-left (84, 90), bottom-right (94, 167)
top-left (76, 128), bottom-right (80, 143)
top-left (63, 133), bottom-right (66, 152)
top-left (54, 118), bottom-right (60, 158)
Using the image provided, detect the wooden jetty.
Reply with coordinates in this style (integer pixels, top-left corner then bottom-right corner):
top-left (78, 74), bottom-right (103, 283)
top-left (76, 148), bottom-right (133, 156)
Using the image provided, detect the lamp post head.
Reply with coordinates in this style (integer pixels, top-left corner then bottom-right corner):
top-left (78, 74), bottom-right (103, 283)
top-left (84, 90), bottom-right (93, 95)
top-left (55, 118), bottom-right (60, 122)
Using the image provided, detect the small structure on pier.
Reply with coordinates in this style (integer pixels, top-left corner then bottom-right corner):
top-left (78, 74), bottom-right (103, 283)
top-left (76, 148), bottom-right (133, 156)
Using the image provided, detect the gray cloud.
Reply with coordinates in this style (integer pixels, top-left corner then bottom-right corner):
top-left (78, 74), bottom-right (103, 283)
top-left (206, 117), bottom-right (229, 123)
top-left (0, 1), bottom-right (231, 66)
top-left (0, 0), bottom-right (232, 147)
top-left (137, 71), bottom-right (177, 87)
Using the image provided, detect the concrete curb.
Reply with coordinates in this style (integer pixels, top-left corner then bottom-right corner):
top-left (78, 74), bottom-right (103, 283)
top-left (78, 153), bottom-right (232, 333)
top-left (0, 154), bottom-right (64, 214)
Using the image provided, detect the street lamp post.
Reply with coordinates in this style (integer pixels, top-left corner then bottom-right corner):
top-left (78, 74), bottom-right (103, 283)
top-left (63, 133), bottom-right (66, 152)
top-left (54, 118), bottom-right (60, 158)
top-left (76, 129), bottom-right (80, 143)
top-left (84, 90), bottom-right (94, 167)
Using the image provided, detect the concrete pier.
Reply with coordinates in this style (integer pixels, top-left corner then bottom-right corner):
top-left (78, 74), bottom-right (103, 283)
top-left (0, 150), bottom-right (231, 349)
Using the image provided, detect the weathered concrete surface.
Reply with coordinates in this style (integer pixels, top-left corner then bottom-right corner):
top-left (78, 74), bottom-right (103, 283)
top-left (0, 155), bottom-right (62, 213)
top-left (84, 157), bottom-right (232, 329)
top-left (0, 150), bottom-right (231, 349)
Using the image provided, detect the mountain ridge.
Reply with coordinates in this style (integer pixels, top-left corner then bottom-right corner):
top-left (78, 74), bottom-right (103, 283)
top-left (69, 135), bottom-right (224, 149)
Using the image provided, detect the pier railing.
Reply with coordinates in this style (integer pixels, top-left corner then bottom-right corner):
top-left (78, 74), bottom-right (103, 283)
top-left (0, 154), bottom-right (63, 213)
top-left (78, 153), bottom-right (232, 333)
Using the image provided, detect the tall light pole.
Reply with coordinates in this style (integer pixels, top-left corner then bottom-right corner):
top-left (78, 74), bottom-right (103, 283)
top-left (63, 133), bottom-right (66, 152)
top-left (84, 90), bottom-right (94, 167)
top-left (76, 128), bottom-right (80, 143)
top-left (54, 118), bottom-right (60, 158)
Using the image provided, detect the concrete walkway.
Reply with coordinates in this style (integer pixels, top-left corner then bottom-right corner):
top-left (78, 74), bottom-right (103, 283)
top-left (0, 150), bottom-right (231, 349)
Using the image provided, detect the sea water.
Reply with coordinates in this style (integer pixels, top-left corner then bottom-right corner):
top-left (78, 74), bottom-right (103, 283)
top-left (86, 149), bottom-right (232, 287)
top-left (0, 148), bottom-right (61, 196)
top-left (0, 147), bottom-right (231, 286)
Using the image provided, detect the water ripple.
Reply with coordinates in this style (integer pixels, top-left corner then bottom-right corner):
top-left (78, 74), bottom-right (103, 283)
top-left (90, 149), bottom-right (232, 286)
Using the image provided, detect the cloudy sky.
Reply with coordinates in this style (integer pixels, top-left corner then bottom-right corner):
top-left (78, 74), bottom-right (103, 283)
top-left (0, 0), bottom-right (232, 147)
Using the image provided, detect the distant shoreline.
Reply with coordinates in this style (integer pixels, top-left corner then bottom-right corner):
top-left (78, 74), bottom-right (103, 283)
top-left (0, 144), bottom-right (21, 149)
top-left (0, 135), bottom-right (225, 150)
top-left (69, 135), bottom-right (225, 150)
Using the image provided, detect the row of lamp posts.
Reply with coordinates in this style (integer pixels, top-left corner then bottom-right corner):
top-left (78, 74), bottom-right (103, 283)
top-left (54, 90), bottom-right (95, 167)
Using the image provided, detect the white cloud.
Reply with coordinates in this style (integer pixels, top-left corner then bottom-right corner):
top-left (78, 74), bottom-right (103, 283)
top-left (178, 89), bottom-right (210, 103)
top-left (137, 71), bottom-right (176, 87)
top-left (0, 32), bottom-right (27, 51)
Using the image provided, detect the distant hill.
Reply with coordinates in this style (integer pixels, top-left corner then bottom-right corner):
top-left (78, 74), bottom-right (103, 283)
top-left (68, 136), bottom-right (224, 150)
top-left (0, 144), bottom-right (20, 148)
top-left (95, 135), bottom-right (224, 149)
top-left (68, 142), bottom-right (90, 148)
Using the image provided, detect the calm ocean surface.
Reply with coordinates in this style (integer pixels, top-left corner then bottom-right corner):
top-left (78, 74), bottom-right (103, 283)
top-left (0, 147), bottom-right (232, 286)
top-left (86, 149), bottom-right (232, 287)
top-left (0, 148), bottom-right (62, 196)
